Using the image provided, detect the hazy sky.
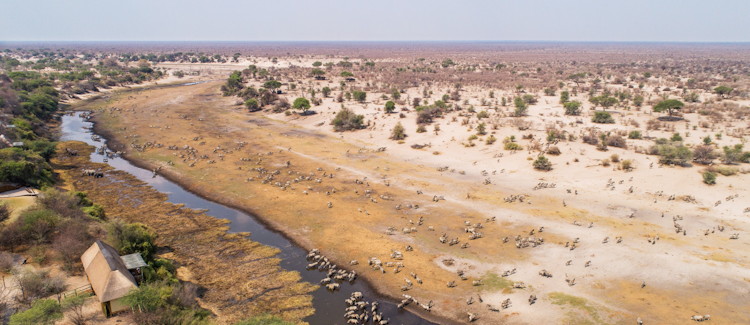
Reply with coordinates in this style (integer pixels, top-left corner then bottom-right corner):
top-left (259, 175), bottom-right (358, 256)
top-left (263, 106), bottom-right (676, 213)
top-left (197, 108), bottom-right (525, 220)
top-left (2, 0), bottom-right (748, 42)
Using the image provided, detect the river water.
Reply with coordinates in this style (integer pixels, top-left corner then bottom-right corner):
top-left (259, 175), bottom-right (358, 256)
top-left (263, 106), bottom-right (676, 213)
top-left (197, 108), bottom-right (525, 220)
top-left (60, 112), bottom-right (436, 325)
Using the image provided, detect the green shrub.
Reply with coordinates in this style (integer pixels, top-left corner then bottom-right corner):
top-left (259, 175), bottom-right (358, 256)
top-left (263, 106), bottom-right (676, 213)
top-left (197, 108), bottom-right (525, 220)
top-left (486, 135), bottom-right (497, 145)
top-left (628, 130), bottom-right (642, 139)
top-left (9, 299), bottom-right (62, 325)
top-left (703, 171), bottom-right (717, 185)
top-left (504, 141), bottom-right (522, 151)
top-left (107, 221), bottom-right (156, 261)
top-left (592, 111), bottom-right (614, 124)
top-left (533, 156), bottom-right (552, 171)
top-left (331, 108), bottom-right (365, 131)
top-left (653, 143), bottom-right (693, 166)
top-left (476, 110), bottom-right (489, 119)
top-left (390, 122), bottom-right (406, 140)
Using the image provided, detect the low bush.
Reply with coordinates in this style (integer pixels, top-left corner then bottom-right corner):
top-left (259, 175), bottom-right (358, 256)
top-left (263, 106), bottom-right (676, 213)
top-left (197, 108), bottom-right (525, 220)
top-left (592, 111), bottom-right (615, 124)
top-left (533, 156), bottom-right (552, 171)
top-left (331, 108), bottom-right (365, 131)
top-left (703, 171), bottom-right (717, 185)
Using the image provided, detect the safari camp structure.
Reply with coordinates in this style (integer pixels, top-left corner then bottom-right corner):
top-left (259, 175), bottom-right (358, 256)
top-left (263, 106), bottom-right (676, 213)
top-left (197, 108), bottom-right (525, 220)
top-left (80, 240), bottom-right (147, 317)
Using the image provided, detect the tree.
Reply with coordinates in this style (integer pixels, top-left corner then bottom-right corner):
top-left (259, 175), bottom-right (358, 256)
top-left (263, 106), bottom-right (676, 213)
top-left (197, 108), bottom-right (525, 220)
top-left (563, 101), bottom-right (581, 116)
top-left (221, 71), bottom-right (244, 96)
top-left (262, 80), bottom-right (282, 91)
top-left (693, 145), bottom-right (717, 165)
top-left (384, 101), bottom-right (396, 113)
top-left (722, 144), bottom-right (744, 164)
top-left (513, 97), bottom-right (528, 116)
top-left (321, 87), bottom-right (331, 97)
top-left (244, 98), bottom-right (260, 111)
top-left (652, 99), bottom-right (684, 117)
top-left (567, 73), bottom-right (586, 87)
top-left (590, 95), bottom-right (618, 110)
top-left (476, 123), bottom-right (486, 135)
top-left (340, 71), bottom-right (354, 77)
top-left (390, 122), bottom-right (406, 140)
top-left (703, 171), bottom-right (717, 185)
top-left (310, 68), bottom-right (325, 77)
top-left (713, 85), bottom-right (733, 98)
top-left (292, 97), bottom-right (311, 113)
top-left (312, 61), bottom-right (322, 67)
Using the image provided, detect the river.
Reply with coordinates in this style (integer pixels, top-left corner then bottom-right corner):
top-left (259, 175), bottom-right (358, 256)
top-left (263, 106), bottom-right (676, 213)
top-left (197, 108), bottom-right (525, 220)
top-left (60, 112), bottom-right (437, 325)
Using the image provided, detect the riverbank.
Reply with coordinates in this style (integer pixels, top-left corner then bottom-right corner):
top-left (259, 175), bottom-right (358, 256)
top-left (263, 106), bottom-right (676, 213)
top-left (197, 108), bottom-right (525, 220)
top-left (51, 141), bottom-right (317, 324)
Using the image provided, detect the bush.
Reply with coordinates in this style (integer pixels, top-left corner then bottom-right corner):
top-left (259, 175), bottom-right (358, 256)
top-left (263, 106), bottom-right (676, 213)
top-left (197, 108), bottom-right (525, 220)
top-left (0, 251), bottom-right (15, 273)
top-left (485, 135), bottom-right (497, 145)
top-left (610, 154), bottom-right (620, 163)
top-left (693, 145), bottom-right (717, 165)
top-left (107, 220), bottom-right (156, 261)
top-left (592, 111), bottom-right (614, 124)
top-left (0, 202), bottom-right (9, 223)
top-left (605, 135), bottom-right (627, 148)
top-left (123, 282), bottom-right (171, 313)
top-left (703, 171), bottom-right (717, 185)
top-left (19, 209), bottom-right (60, 243)
top-left (722, 144), bottom-right (744, 164)
top-left (628, 130), bottom-right (642, 139)
top-left (653, 143), bottom-right (693, 166)
top-left (331, 108), bottom-right (365, 132)
top-left (504, 142), bottom-right (522, 151)
top-left (244, 98), bottom-right (260, 111)
top-left (533, 156), bottom-right (552, 171)
top-left (9, 299), bottom-right (62, 325)
top-left (547, 146), bottom-right (561, 155)
top-left (476, 110), bottom-right (489, 119)
top-left (621, 160), bottom-right (633, 170)
top-left (352, 91), bottom-right (366, 103)
top-left (390, 122), bottom-right (406, 140)
top-left (706, 165), bottom-right (739, 176)
top-left (13, 268), bottom-right (66, 304)
top-left (563, 101), bottom-right (581, 116)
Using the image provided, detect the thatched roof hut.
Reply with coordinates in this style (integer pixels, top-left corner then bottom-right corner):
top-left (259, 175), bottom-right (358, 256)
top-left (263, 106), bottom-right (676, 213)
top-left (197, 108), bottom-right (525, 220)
top-left (80, 240), bottom-right (141, 316)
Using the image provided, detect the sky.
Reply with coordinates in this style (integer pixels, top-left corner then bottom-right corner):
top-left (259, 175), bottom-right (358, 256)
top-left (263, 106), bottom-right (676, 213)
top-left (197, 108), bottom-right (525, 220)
top-left (1, 0), bottom-right (748, 42)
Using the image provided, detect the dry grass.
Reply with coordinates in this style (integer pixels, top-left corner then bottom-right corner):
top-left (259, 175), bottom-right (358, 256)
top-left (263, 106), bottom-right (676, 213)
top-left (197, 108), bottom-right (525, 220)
top-left (51, 141), bottom-right (316, 324)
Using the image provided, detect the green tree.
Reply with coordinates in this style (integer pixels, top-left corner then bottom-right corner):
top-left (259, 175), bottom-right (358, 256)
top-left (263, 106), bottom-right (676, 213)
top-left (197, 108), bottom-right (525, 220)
top-left (722, 144), bottom-right (744, 164)
top-left (713, 85), bottom-right (733, 98)
top-left (262, 80), bottom-right (282, 91)
top-left (310, 68), bottom-right (325, 76)
top-left (221, 71), bottom-right (244, 96)
top-left (563, 101), bottom-right (582, 116)
top-left (340, 71), bottom-right (354, 77)
top-left (513, 97), bottom-right (528, 116)
top-left (292, 97), bottom-right (311, 112)
top-left (331, 107), bottom-right (365, 131)
top-left (590, 95), bottom-right (618, 110)
top-left (321, 87), bottom-right (331, 97)
top-left (244, 98), bottom-right (260, 111)
top-left (312, 61), bottom-right (322, 67)
top-left (384, 101), bottom-right (396, 113)
top-left (653, 99), bottom-right (684, 117)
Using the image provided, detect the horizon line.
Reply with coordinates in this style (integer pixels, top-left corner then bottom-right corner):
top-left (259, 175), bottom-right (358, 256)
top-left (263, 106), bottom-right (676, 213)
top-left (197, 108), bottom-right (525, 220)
top-left (2, 40), bottom-right (750, 44)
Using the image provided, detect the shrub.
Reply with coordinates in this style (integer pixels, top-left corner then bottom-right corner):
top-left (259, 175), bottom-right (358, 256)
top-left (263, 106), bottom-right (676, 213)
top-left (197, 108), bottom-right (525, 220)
top-left (13, 268), bottom-right (66, 304)
top-left (352, 91), bottom-right (366, 103)
top-left (693, 145), bottom-right (717, 165)
top-left (390, 122), bottom-right (406, 140)
top-left (20, 209), bottom-right (60, 243)
top-left (605, 135), bottom-right (627, 148)
top-left (107, 220), bottom-right (156, 261)
top-left (513, 97), bottom-right (528, 116)
top-left (123, 282), bottom-right (171, 313)
top-left (563, 101), bottom-right (581, 116)
top-left (621, 160), bottom-right (633, 170)
top-left (592, 111), bottom-right (614, 124)
top-left (331, 108), bottom-right (365, 131)
top-left (416, 125), bottom-right (427, 133)
top-left (476, 110), bottom-right (489, 119)
top-left (0, 202), bottom-right (9, 223)
top-left (476, 123), bottom-right (486, 135)
top-left (610, 154), bottom-right (620, 163)
top-left (384, 101), bottom-right (395, 113)
top-left (547, 146), bottom-right (561, 155)
top-left (628, 130), bottom-right (642, 139)
top-left (486, 135), bottom-right (497, 145)
top-left (9, 299), bottom-right (62, 325)
top-left (601, 159), bottom-right (611, 167)
top-left (504, 142), bottom-right (522, 151)
top-left (706, 165), bottom-right (739, 176)
top-left (703, 171), bottom-right (717, 185)
top-left (670, 133), bottom-right (683, 142)
top-left (0, 251), bottom-right (14, 273)
top-left (653, 143), bottom-right (693, 166)
top-left (244, 98), bottom-right (260, 111)
top-left (533, 156), bottom-right (552, 171)
top-left (722, 144), bottom-right (744, 164)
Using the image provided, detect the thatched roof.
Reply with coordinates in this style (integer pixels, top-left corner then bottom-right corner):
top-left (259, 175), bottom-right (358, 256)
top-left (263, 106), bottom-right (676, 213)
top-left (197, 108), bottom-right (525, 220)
top-left (81, 240), bottom-right (138, 303)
